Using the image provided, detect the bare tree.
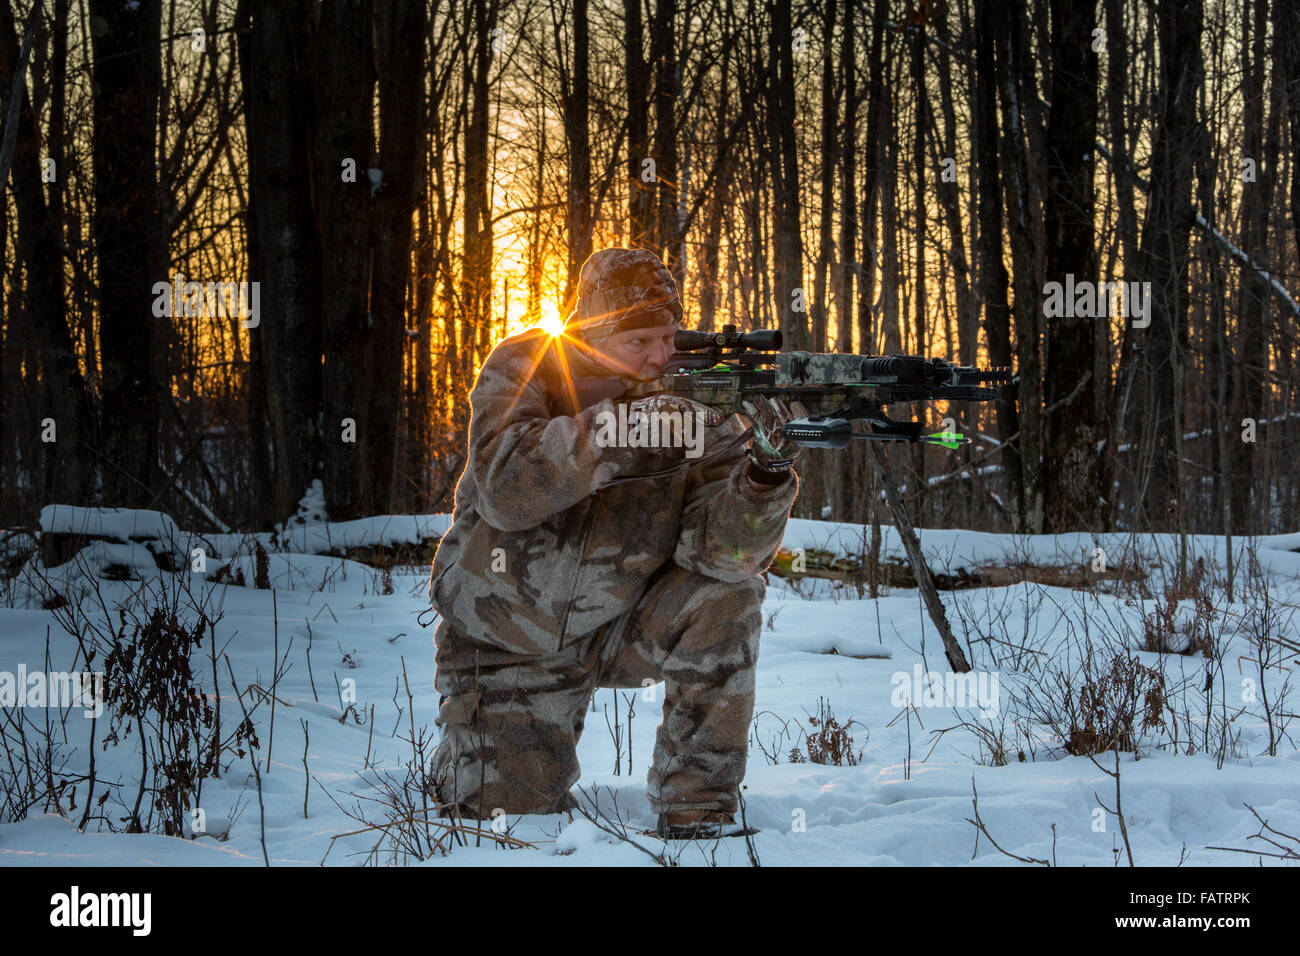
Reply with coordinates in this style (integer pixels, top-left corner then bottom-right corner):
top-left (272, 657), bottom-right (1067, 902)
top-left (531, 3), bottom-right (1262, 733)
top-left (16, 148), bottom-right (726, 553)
top-left (463, 0), bottom-right (499, 376)
top-left (91, 0), bottom-right (164, 507)
top-left (765, 0), bottom-right (806, 351)
top-left (316, 0), bottom-right (373, 521)
top-left (1042, 0), bottom-right (1102, 531)
top-left (651, 0), bottom-right (682, 289)
top-left (974, 0), bottom-right (1022, 527)
top-left (1135, 0), bottom-right (1204, 533)
top-left (625, 0), bottom-right (653, 251)
top-left (367, 0), bottom-right (429, 514)
top-left (243, 0), bottom-right (324, 523)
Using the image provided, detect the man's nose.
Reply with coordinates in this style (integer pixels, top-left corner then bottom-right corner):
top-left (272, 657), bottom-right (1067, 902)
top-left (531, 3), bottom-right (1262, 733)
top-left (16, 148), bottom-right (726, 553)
top-left (649, 339), bottom-right (671, 368)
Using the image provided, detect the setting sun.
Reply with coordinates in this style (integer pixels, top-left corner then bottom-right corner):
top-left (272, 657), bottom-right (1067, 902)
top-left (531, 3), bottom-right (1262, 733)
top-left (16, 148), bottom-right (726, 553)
top-left (538, 299), bottom-right (565, 336)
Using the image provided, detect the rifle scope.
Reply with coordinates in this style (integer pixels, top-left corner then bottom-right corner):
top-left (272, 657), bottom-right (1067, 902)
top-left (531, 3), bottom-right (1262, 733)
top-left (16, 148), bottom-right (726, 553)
top-left (674, 325), bottom-right (783, 352)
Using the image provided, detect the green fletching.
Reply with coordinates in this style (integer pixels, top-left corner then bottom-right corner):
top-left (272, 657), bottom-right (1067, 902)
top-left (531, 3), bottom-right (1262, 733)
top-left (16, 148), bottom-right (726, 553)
top-left (925, 431), bottom-right (967, 449)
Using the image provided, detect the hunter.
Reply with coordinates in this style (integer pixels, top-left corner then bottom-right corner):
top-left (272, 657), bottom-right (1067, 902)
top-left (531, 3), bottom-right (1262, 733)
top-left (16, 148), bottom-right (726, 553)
top-left (426, 247), bottom-right (802, 839)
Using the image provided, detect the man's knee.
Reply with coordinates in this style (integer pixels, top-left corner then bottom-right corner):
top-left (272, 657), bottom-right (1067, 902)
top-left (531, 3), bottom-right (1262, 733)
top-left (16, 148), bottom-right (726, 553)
top-left (656, 565), bottom-right (765, 629)
top-left (616, 566), bottom-right (763, 679)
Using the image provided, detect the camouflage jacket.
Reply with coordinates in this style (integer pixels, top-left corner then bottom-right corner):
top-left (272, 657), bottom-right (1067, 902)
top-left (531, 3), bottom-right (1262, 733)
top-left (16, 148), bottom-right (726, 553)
top-left (427, 328), bottom-right (799, 656)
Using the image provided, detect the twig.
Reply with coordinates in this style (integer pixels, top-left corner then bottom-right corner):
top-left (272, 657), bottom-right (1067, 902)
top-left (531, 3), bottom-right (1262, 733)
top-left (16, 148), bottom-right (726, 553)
top-left (571, 785), bottom-right (668, 866)
top-left (965, 777), bottom-right (1050, 866)
top-left (1087, 748), bottom-right (1134, 866)
top-left (268, 590), bottom-right (278, 771)
top-left (300, 719), bottom-right (310, 819)
top-left (1206, 803), bottom-right (1300, 860)
top-left (869, 442), bottom-right (971, 672)
top-left (223, 656), bottom-right (269, 866)
top-left (364, 703), bottom-right (375, 768)
top-left (738, 788), bottom-right (761, 868)
top-left (304, 622), bottom-right (319, 702)
top-left (326, 812), bottom-right (539, 849)
top-left (0, 5), bottom-right (38, 191)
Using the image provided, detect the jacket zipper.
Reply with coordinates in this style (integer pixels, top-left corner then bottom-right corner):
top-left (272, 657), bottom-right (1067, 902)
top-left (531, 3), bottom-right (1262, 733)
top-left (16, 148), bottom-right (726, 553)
top-left (557, 500), bottom-right (598, 651)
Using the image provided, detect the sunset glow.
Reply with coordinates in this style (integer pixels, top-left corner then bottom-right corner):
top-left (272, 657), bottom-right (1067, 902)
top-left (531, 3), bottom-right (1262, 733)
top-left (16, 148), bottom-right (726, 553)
top-left (538, 299), bottom-right (566, 336)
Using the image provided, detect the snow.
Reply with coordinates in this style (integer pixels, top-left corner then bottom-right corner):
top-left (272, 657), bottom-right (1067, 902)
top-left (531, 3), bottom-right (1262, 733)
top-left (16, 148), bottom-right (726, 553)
top-left (39, 505), bottom-right (182, 544)
top-left (2, 512), bottom-right (1299, 866)
top-left (1193, 211), bottom-right (1300, 317)
top-left (50, 540), bottom-right (162, 578)
top-left (275, 514), bottom-right (449, 554)
top-left (1107, 412), bottom-right (1300, 453)
top-left (207, 550), bottom-right (390, 594)
top-left (284, 479), bottom-right (329, 528)
top-left (781, 519), bottom-right (1300, 580)
top-left (197, 514), bottom-right (450, 562)
top-left (0, 815), bottom-right (264, 866)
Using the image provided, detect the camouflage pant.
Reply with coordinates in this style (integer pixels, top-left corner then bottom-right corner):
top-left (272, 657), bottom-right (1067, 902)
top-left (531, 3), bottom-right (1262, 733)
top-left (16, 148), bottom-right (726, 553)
top-left (430, 564), bottom-right (764, 818)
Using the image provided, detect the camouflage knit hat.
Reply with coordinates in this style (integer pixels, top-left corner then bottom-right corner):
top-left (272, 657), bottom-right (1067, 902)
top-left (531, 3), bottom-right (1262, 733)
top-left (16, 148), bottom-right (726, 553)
top-left (564, 248), bottom-right (682, 340)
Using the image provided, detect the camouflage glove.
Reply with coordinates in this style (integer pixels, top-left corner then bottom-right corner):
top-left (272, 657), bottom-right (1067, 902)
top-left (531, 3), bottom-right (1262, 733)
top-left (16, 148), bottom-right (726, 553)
top-left (740, 394), bottom-right (804, 485)
top-left (628, 394), bottom-right (726, 431)
top-left (608, 394), bottom-right (727, 472)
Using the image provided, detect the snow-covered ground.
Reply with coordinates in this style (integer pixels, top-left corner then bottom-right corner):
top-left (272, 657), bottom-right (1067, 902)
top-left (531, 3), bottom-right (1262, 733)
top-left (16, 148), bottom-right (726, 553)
top-left (2, 514), bottom-right (1298, 866)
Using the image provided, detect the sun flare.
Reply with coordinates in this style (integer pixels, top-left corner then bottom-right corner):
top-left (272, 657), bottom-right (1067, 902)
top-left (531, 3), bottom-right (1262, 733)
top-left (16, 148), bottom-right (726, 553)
top-left (538, 300), bottom-right (565, 337)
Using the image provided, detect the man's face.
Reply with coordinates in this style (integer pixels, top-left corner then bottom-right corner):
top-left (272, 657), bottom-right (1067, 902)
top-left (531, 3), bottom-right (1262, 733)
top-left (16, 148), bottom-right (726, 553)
top-left (588, 323), bottom-right (679, 381)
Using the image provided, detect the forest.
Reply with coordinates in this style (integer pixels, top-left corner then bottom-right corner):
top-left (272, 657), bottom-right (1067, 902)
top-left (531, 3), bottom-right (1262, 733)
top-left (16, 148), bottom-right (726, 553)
top-left (1, 0), bottom-right (1297, 541)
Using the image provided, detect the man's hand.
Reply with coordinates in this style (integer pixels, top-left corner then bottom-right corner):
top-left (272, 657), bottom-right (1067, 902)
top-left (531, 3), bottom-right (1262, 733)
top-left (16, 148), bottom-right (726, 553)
top-left (628, 393), bottom-right (726, 429)
top-left (740, 395), bottom-right (806, 486)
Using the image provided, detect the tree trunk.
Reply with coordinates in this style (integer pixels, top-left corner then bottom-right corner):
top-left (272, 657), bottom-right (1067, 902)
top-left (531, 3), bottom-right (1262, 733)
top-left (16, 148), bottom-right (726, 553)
top-left (910, 19), bottom-right (927, 362)
top-left (836, 0), bottom-right (865, 523)
top-left (244, 0), bottom-right (324, 523)
top-left (765, 0), bottom-right (807, 353)
top-left (625, 0), bottom-right (653, 251)
top-left (413, 160), bottom-right (435, 509)
top-left (1042, 0), bottom-right (1101, 531)
top-left (367, 0), bottom-right (427, 515)
top-left (880, 88), bottom-right (902, 356)
top-left (464, 0), bottom-right (496, 373)
top-left (1, 1), bottom-right (92, 514)
top-left (934, 13), bottom-right (976, 368)
top-left (908, 12), bottom-right (928, 520)
top-left (812, 0), bottom-right (836, 354)
top-left (996, 0), bottom-right (1043, 531)
top-left (315, 0), bottom-right (373, 520)
top-left (1137, 0), bottom-right (1203, 531)
top-left (858, 0), bottom-right (887, 356)
top-left (869, 441), bottom-right (971, 673)
top-left (698, 0), bottom-right (735, 332)
top-left (1280, 0), bottom-right (1300, 259)
top-left (90, 0), bottom-right (163, 508)
top-left (975, 0), bottom-right (1022, 528)
top-left (563, 0), bottom-right (592, 305)
top-left (235, 0), bottom-right (275, 530)
top-left (1099, 0), bottom-right (1134, 530)
top-left (651, 0), bottom-right (682, 289)
top-left (1230, 0), bottom-right (1274, 535)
